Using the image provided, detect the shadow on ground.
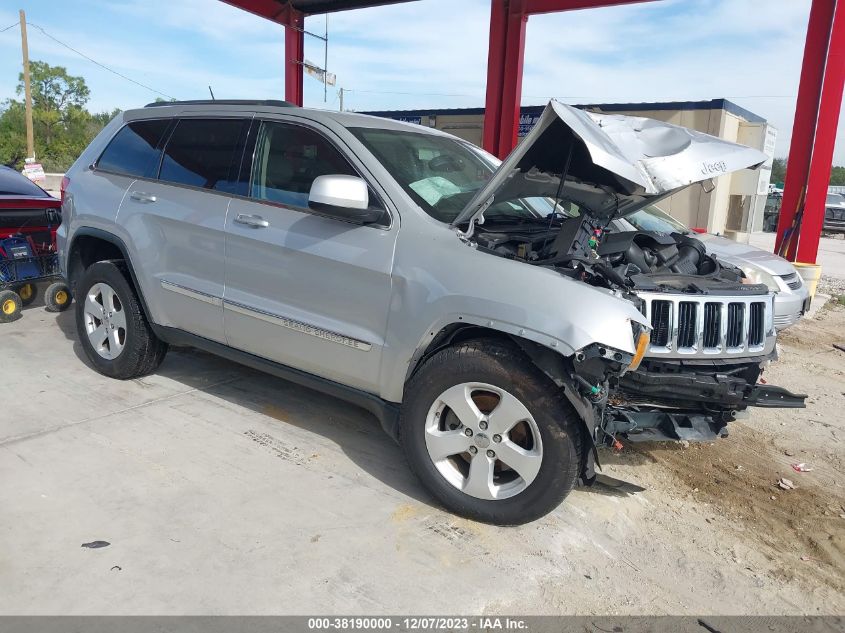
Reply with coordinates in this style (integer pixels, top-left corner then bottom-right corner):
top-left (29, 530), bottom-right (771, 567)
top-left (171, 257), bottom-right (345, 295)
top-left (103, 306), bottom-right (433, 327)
top-left (53, 306), bottom-right (650, 507)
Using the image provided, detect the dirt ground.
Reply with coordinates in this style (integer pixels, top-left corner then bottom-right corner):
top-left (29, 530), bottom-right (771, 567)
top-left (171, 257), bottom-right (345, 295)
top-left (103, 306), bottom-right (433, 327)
top-left (600, 293), bottom-right (845, 610)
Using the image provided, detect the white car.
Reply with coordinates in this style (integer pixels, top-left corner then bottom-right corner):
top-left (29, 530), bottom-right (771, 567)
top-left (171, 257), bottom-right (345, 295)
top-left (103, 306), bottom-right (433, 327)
top-left (617, 206), bottom-right (810, 330)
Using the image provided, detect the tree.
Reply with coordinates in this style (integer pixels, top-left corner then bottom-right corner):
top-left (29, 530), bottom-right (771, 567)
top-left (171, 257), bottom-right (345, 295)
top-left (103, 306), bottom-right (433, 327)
top-left (19, 61), bottom-right (90, 113)
top-left (831, 166), bottom-right (845, 187)
top-left (770, 157), bottom-right (786, 187)
top-left (0, 60), bottom-right (118, 172)
top-left (17, 61), bottom-right (91, 153)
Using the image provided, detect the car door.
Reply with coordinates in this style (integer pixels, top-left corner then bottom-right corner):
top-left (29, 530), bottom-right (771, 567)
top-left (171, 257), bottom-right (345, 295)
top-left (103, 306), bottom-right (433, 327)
top-left (118, 117), bottom-right (250, 344)
top-left (223, 118), bottom-right (397, 393)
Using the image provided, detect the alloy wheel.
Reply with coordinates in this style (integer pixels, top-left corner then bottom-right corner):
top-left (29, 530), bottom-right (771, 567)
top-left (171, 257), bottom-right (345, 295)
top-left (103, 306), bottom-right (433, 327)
top-left (83, 282), bottom-right (127, 360)
top-left (424, 382), bottom-right (543, 500)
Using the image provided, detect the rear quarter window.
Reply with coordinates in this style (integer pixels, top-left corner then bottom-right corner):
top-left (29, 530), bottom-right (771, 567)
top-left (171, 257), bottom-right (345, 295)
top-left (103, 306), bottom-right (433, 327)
top-left (96, 119), bottom-right (170, 178)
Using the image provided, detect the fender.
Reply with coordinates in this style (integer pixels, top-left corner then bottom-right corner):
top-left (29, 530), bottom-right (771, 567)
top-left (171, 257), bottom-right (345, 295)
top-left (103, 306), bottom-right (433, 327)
top-left (67, 227), bottom-right (154, 320)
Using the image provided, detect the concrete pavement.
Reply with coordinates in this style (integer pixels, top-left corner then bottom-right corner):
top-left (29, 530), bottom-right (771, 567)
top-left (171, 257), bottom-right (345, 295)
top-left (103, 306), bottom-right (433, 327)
top-left (1, 300), bottom-right (840, 615)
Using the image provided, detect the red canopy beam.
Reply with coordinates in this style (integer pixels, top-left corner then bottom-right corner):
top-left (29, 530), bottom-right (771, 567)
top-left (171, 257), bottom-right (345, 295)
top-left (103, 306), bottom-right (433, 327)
top-left (775, 0), bottom-right (836, 261)
top-left (482, 0), bottom-right (657, 158)
top-left (284, 7), bottom-right (305, 105)
top-left (794, 0), bottom-right (845, 263)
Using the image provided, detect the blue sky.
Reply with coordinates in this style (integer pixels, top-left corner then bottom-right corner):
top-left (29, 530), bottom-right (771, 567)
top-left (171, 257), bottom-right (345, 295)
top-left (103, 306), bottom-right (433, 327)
top-left (1, 0), bottom-right (843, 162)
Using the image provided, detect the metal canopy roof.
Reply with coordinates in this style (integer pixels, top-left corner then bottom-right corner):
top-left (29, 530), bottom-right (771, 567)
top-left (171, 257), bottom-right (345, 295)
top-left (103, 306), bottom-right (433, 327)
top-left (221, 0), bottom-right (417, 18)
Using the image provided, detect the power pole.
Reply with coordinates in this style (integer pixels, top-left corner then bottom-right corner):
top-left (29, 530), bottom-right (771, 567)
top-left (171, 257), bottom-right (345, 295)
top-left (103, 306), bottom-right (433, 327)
top-left (19, 9), bottom-right (35, 160)
top-left (338, 87), bottom-right (344, 112)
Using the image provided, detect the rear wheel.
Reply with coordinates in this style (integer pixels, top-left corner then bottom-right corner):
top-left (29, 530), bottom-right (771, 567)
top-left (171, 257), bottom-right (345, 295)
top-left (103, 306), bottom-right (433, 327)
top-left (400, 339), bottom-right (582, 525)
top-left (75, 261), bottom-right (167, 378)
top-left (16, 283), bottom-right (36, 306)
top-left (0, 290), bottom-right (22, 323)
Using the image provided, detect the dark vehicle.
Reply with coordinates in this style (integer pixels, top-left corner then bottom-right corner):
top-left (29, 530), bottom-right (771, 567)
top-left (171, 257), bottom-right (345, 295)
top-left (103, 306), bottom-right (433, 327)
top-left (824, 193), bottom-right (845, 234)
top-left (0, 166), bottom-right (71, 322)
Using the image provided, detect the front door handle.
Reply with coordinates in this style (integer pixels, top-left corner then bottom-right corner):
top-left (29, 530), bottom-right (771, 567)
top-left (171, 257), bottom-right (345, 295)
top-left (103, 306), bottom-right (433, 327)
top-left (234, 214), bottom-right (270, 228)
top-left (129, 191), bottom-right (157, 203)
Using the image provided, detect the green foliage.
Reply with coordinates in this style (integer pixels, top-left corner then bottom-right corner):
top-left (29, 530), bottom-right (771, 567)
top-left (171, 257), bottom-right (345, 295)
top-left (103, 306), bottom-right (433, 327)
top-left (0, 61), bottom-right (119, 172)
top-left (770, 157), bottom-right (845, 188)
top-left (771, 157), bottom-right (786, 187)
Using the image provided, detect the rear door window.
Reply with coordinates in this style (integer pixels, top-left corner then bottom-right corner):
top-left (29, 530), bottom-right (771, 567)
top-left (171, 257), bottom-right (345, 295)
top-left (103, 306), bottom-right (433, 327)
top-left (159, 119), bottom-right (248, 194)
top-left (97, 119), bottom-right (170, 178)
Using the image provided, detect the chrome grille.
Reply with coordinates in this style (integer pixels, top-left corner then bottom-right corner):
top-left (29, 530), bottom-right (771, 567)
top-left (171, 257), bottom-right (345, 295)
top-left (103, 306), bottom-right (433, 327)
top-left (726, 303), bottom-right (744, 348)
top-left (703, 303), bottom-right (721, 348)
top-left (779, 272), bottom-right (802, 291)
top-left (749, 302), bottom-right (765, 346)
top-left (650, 300), bottom-right (671, 346)
top-left (639, 293), bottom-right (773, 357)
top-left (677, 302), bottom-right (697, 348)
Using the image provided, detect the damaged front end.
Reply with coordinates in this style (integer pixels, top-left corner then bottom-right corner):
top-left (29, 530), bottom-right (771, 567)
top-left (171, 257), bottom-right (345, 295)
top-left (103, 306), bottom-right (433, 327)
top-left (465, 101), bottom-right (807, 477)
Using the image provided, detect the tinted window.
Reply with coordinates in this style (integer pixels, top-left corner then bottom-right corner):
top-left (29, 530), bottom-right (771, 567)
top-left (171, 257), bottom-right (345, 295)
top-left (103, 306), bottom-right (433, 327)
top-left (160, 119), bottom-right (246, 193)
top-left (250, 121), bottom-right (357, 207)
top-left (0, 166), bottom-right (50, 197)
top-left (97, 119), bottom-right (170, 177)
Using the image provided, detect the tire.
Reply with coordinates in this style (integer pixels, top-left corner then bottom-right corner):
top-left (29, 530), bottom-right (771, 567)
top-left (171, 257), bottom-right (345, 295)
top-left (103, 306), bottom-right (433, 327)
top-left (45, 281), bottom-right (72, 312)
top-left (75, 261), bottom-right (168, 379)
top-left (0, 290), bottom-right (23, 323)
top-left (400, 338), bottom-right (583, 525)
top-left (16, 283), bottom-right (37, 306)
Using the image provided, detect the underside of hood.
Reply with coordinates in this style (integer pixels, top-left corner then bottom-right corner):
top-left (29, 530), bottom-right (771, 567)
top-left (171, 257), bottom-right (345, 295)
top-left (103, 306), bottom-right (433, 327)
top-left (451, 101), bottom-right (767, 227)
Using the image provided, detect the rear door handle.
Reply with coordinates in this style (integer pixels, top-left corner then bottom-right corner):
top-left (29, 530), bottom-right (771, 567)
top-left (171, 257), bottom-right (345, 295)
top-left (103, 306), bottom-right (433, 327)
top-left (130, 191), bottom-right (157, 203)
top-left (234, 214), bottom-right (270, 228)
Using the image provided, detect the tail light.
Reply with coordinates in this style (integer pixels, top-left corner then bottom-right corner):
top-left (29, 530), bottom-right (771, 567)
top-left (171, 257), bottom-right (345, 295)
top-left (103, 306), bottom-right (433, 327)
top-left (60, 175), bottom-right (70, 205)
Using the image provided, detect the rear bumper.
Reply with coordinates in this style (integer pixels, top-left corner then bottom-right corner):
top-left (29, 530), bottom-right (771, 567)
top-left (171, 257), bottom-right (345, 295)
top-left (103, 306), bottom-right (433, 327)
top-left (823, 218), bottom-right (845, 233)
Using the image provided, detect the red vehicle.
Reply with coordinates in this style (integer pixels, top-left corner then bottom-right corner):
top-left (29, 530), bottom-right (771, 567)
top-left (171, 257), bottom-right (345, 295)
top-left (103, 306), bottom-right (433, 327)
top-left (0, 166), bottom-right (71, 322)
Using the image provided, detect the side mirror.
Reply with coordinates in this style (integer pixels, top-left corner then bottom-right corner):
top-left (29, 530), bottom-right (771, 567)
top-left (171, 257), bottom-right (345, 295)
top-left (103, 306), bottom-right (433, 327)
top-left (308, 175), bottom-right (382, 224)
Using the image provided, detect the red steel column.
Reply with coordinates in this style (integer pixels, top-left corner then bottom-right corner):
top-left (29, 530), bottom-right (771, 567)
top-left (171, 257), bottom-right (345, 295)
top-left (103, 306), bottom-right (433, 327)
top-left (775, 0), bottom-right (836, 259)
top-left (482, 0), bottom-right (528, 159)
top-left (284, 8), bottom-right (305, 106)
top-left (796, 0), bottom-right (845, 263)
top-left (497, 2), bottom-right (528, 157)
top-left (483, 0), bottom-right (508, 156)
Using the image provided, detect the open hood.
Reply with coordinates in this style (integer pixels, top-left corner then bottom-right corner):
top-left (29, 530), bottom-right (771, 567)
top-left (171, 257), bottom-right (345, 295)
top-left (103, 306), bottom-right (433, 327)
top-left (451, 101), bottom-right (767, 227)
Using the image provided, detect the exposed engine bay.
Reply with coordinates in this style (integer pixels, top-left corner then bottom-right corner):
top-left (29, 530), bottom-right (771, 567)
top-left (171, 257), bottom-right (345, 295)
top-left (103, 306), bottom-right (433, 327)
top-left (471, 213), bottom-right (764, 296)
top-left (471, 212), bottom-right (799, 463)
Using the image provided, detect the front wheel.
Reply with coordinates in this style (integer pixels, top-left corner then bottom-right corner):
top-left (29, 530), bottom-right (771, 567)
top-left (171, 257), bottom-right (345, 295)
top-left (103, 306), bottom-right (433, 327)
top-left (75, 261), bottom-right (168, 379)
top-left (400, 339), bottom-right (583, 525)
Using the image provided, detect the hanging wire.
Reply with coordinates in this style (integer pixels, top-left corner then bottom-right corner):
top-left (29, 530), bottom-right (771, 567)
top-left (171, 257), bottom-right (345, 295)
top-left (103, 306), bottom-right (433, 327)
top-left (27, 22), bottom-right (177, 100)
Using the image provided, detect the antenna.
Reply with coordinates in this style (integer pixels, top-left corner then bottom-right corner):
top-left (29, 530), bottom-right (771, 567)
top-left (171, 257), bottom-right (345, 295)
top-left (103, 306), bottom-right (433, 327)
top-left (208, 85), bottom-right (215, 100)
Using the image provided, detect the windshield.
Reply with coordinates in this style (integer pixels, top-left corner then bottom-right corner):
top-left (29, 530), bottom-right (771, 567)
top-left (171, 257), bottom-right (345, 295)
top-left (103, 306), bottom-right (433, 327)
top-left (624, 205), bottom-right (691, 234)
top-left (350, 127), bottom-right (572, 224)
top-left (827, 193), bottom-right (845, 206)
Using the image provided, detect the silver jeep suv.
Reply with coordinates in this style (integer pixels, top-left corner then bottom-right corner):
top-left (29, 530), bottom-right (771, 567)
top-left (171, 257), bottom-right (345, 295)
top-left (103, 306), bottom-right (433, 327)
top-left (59, 99), bottom-right (805, 524)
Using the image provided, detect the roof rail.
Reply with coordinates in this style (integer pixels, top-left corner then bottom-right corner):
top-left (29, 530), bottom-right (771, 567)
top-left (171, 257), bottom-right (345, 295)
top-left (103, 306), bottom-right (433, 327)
top-left (144, 99), bottom-right (295, 108)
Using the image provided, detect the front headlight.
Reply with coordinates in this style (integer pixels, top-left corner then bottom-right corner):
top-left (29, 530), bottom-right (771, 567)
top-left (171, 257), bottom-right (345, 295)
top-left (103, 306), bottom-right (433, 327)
top-left (740, 265), bottom-right (778, 292)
